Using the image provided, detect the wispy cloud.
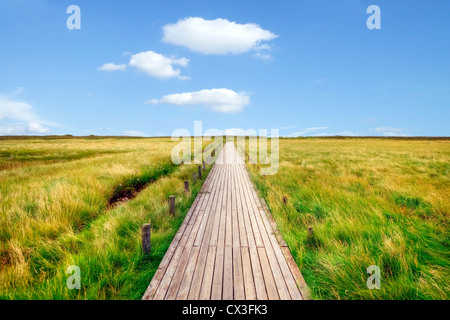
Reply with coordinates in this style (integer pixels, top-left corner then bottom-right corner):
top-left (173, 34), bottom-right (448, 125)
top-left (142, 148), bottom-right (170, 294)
top-left (374, 127), bottom-right (408, 136)
top-left (98, 63), bottom-right (127, 71)
top-left (253, 52), bottom-right (273, 61)
top-left (123, 130), bottom-right (146, 137)
top-left (0, 91), bottom-right (58, 135)
top-left (312, 131), bottom-right (358, 137)
top-left (288, 127), bottom-right (330, 137)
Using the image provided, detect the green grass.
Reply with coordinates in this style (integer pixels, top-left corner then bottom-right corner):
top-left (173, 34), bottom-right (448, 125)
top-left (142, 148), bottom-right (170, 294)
top-left (1, 136), bottom-right (448, 300)
top-left (0, 137), bottom-right (211, 299)
top-left (246, 138), bottom-right (449, 300)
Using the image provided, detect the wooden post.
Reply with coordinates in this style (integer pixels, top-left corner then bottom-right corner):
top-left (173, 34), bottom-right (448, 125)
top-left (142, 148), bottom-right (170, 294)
top-left (169, 195), bottom-right (175, 216)
top-left (202, 161), bottom-right (205, 171)
top-left (283, 196), bottom-right (288, 205)
top-left (142, 223), bottom-right (151, 254)
top-left (193, 172), bottom-right (197, 183)
top-left (212, 149), bottom-right (215, 157)
top-left (184, 180), bottom-right (189, 192)
top-left (198, 165), bottom-right (202, 179)
top-left (308, 226), bottom-right (314, 236)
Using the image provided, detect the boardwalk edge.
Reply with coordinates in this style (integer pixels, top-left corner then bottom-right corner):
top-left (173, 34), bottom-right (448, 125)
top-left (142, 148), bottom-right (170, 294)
top-left (259, 197), bottom-right (312, 300)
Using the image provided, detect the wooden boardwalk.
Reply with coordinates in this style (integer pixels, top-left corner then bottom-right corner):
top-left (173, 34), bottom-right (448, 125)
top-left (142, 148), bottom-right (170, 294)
top-left (142, 142), bottom-right (306, 300)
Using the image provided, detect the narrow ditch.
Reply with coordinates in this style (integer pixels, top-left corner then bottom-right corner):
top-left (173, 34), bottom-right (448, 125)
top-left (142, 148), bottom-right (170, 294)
top-left (107, 162), bottom-right (177, 208)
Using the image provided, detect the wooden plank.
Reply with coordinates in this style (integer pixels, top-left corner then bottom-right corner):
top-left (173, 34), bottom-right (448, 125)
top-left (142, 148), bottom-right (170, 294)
top-left (240, 246), bottom-right (256, 300)
top-left (211, 244), bottom-right (224, 300)
top-left (233, 246), bottom-right (245, 300)
top-left (257, 247), bottom-right (279, 300)
top-left (198, 245), bottom-right (217, 299)
top-left (175, 246), bottom-right (200, 299)
top-left (223, 245), bottom-right (233, 300)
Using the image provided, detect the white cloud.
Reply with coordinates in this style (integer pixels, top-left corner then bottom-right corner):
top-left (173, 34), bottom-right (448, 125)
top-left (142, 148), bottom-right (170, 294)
top-left (128, 51), bottom-right (189, 80)
top-left (253, 53), bottom-right (273, 61)
top-left (27, 122), bottom-right (49, 134)
top-left (312, 131), bottom-right (358, 137)
top-left (288, 127), bottom-right (330, 137)
top-left (0, 96), bottom-right (42, 123)
top-left (123, 130), bottom-right (146, 137)
top-left (0, 94), bottom-right (54, 135)
top-left (375, 127), bottom-right (401, 133)
top-left (375, 127), bottom-right (408, 136)
top-left (98, 63), bottom-right (127, 71)
top-left (162, 17), bottom-right (277, 55)
top-left (149, 88), bottom-right (249, 113)
top-left (0, 124), bottom-right (26, 135)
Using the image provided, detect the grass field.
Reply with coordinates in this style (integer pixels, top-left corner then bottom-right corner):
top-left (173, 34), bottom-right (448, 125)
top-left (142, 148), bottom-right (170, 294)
top-left (247, 138), bottom-right (449, 299)
top-left (0, 137), bottom-right (211, 299)
top-left (0, 136), bottom-right (448, 300)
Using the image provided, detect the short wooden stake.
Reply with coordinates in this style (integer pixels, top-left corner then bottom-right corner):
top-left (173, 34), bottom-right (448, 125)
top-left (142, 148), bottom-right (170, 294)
top-left (283, 196), bottom-right (288, 205)
top-left (184, 180), bottom-right (189, 192)
top-left (169, 195), bottom-right (175, 216)
top-left (193, 172), bottom-right (197, 183)
top-left (202, 161), bottom-right (205, 171)
top-left (198, 165), bottom-right (202, 179)
top-left (308, 226), bottom-right (314, 236)
top-left (142, 223), bottom-right (151, 254)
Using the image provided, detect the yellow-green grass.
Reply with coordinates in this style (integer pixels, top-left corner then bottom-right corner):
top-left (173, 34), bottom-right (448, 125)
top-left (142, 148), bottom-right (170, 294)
top-left (0, 137), bottom-right (211, 299)
top-left (247, 138), bottom-right (449, 300)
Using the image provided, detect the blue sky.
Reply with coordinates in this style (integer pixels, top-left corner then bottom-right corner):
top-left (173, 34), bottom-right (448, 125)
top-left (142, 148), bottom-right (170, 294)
top-left (0, 0), bottom-right (449, 137)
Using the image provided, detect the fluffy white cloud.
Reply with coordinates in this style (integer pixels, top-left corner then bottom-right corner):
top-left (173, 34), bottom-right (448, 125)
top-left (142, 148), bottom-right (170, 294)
top-left (128, 51), bottom-right (189, 80)
top-left (123, 130), bottom-right (146, 137)
top-left (98, 63), bottom-right (127, 71)
top-left (162, 17), bottom-right (277, 54)
top-left (148, 88), bottom-right (249, 113)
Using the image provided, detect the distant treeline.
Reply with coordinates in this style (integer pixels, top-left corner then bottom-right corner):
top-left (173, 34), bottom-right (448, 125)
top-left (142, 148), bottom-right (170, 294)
top-left (0, 135), bottom-right (449, 141)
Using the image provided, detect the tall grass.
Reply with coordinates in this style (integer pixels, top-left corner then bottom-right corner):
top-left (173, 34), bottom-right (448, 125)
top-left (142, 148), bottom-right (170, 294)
top-left (247, 138), bottom-right (449, 300)
top-left (0, 137), bottom-right (211, 299)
